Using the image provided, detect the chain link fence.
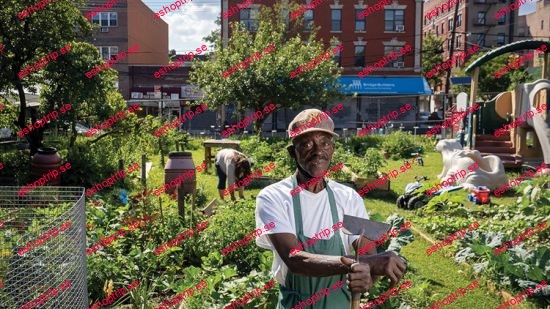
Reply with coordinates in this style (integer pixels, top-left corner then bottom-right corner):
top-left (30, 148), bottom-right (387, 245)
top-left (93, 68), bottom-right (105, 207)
top-left (0, 186), bottom-right (87, 309)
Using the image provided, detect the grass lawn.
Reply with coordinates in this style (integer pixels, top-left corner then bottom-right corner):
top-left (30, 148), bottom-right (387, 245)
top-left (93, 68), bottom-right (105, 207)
top-left (149, 138), bottom-right (536, 308)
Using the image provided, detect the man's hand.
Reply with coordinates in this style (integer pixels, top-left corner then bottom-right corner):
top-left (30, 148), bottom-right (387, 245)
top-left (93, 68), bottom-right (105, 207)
top-left (360, 252), bottom-right (407, 288)
top-left (341, 256), bottom-right (373, 293)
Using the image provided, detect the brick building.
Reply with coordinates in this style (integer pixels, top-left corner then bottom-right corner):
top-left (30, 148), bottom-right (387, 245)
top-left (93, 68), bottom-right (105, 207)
top-left (523, 0), bottom-right (550, 67)
top-left (82, 0), bottom-right (169, 98)
top-left (80, 1), bottom-right (215, 131)
top-left (221, 0), bottom-right (431, 133)
top-left (422, 0), bottom-right (527, 92)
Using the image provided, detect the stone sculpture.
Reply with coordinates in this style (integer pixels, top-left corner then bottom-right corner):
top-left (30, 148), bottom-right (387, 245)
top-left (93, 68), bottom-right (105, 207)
top-left (436, 139), bottom-right (508, 190)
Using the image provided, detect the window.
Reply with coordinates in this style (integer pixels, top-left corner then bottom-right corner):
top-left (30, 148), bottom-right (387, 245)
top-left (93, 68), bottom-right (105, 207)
top-left (92, 11), bottom-right (117, 27)
top-left (331, 9), bottom-right (342, 31)
top-left (448, 38), bottom-right (452, 50)
top-left (448, 18), bottom-right (454, 31)
top-left (497, 33), bottom-right (505, 45)
top-left (436, 25), bottom-right (439, 35)
top-left (384, 9), bottom-right (404, 31)
top-left (332, 44), bottom-right (342, 65)
top-left (476, 33), bottom-right (486, 46)
top-left (456, 35), bottom-right (462, 48)
top-left (355, 9), bottom-right (366, 31)
top-left (477, 11), bottom-right (486, 25)
top-left (98, 46), bottom-right (118, 61)
top-left (384, 46), bottom-right (403, 66)
top-left (354, 46), bottom-right (365, 67)
top-left (109, 12), bottom-right (117, 26)
top-left (281, 8), bottom-right (289, 27)
top-left (541, 20), bottom-right (544, 30)
top-left (498, 14), bottom-right (505, 25)
top-left (457, 14), bottom-right (462, 27)
top-left (240, 9), bottom-right (258, 31)
top-left (304, 10), bottom-right (314, 31)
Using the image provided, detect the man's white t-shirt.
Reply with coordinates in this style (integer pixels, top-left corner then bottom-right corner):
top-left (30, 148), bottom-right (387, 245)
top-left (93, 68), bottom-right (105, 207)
top-left (255, 177), bottom-right (369, 286)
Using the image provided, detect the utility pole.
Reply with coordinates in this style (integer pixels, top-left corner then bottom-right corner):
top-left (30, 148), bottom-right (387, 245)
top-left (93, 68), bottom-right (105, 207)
top-left (443, 0), bottom-right (461, 138)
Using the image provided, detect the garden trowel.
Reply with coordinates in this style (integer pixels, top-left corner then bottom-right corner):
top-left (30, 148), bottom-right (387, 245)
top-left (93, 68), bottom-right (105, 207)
top-left (342, 214), bottom-right (392, 309)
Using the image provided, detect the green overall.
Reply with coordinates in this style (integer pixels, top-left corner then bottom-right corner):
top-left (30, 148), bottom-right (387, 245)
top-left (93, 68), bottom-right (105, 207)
top-left (277, 176), bottom-right (351, 309)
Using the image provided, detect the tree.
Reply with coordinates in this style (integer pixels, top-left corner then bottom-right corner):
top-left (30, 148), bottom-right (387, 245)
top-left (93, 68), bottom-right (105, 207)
top-left (452, 53), bottom-right (533, 100)
top-left (0, 0), bottom-right (125, 154)
top-left (421, 34), bottom-right (445, 88)
top-left (190, 1), bottom-right (343, 134)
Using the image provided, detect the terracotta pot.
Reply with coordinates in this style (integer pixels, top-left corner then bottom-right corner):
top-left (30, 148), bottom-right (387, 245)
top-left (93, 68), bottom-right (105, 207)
top-left (31, 147), bottom-right (62, 186)
top-left (164, 152), bottom-right (196, 195)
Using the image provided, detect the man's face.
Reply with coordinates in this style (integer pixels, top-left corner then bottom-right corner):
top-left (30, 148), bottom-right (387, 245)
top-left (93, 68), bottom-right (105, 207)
top-left (289, 131), bottom-right (335, 177)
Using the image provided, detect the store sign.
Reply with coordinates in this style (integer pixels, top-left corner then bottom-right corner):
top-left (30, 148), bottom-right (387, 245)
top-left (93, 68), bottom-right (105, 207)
top-left (154, 85), bottom-right (161, 99)
top-left (181, 85), bottom-right (203, 99)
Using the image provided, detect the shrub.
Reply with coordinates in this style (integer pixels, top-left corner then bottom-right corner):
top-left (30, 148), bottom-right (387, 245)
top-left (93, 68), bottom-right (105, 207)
top-left (194, 199), bottom-right (266, 275)
top-left (342, 135), bottom-right (385, 156)
top-left (381, 131), bottom-right (423, 159)
top-left (0, 150), bottom-right (31, 185)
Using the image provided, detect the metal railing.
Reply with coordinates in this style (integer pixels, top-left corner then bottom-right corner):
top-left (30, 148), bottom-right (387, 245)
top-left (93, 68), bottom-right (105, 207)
top-left (0, 187), bottom-right (87, 309)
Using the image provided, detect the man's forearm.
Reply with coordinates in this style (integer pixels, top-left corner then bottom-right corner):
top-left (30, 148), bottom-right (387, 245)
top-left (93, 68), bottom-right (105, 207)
top-left (287, 251), bottom-right (351, 277)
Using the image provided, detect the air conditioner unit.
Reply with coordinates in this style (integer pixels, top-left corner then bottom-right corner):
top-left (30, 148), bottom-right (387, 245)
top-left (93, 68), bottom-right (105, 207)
top-left (395, 25), bottom-right (405, 32)
top-left (394, 62), bottom-right (405, 68)
top-left (100, 27), bottom-right (109, 32)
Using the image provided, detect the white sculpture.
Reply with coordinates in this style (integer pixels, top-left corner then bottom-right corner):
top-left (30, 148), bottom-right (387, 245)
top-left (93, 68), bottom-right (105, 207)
top-left (436, 139), bottom-right (508, 190)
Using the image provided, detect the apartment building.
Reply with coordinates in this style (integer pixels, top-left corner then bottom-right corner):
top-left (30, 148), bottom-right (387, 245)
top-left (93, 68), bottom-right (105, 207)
top-left (523, 0), bottom-right (550, 67)
top-left (81, 0), bottom-right (169, 99)
top-left (221, 0), bottom-right (431, 132)
top-left (423, 0), bottom-right (527, 92)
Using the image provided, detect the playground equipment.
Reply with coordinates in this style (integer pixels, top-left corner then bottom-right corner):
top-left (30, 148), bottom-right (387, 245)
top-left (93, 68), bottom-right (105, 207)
top-left (436, 139), bottom-right (508, 190)
top-left (464, 40), bottom-right (550, 175)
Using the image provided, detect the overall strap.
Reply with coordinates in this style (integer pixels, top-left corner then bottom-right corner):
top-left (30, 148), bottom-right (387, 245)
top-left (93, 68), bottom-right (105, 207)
top-left (290, 175), bottom-right (304, 235)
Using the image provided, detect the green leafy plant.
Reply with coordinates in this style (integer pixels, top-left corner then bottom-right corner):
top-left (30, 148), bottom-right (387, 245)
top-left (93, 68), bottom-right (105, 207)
top-left (194, 199), bottom-right (267, 275)
top-left (381, 131), bottom-right (424, 160)
top-left (359, 148), bottom-right (386, 178)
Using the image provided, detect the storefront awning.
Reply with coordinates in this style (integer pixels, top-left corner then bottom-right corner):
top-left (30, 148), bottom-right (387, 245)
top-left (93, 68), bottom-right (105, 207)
top-left (337, 76), bottom-right (432, 96)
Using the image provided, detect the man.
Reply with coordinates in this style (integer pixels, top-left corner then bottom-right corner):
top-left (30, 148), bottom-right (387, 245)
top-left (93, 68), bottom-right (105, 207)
top-left (255, 109), bottom-right (407, 308)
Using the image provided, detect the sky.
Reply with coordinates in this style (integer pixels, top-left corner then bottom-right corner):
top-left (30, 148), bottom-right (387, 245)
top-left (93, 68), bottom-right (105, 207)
top-left (142, 0), bottom-right (220, 54)
top-left (519, 1), bottom-right (536, 16)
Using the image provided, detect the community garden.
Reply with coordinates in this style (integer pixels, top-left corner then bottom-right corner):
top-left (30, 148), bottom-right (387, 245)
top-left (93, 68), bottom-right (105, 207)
top-left (2, 115), bottom-right (547, 308)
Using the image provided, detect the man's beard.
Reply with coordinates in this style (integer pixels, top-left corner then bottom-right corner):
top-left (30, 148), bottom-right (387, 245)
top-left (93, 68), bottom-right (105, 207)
top-left (295, 158), bottom-right (329, 180)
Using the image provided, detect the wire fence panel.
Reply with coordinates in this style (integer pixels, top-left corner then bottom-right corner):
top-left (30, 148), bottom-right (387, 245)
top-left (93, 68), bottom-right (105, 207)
top-left (0, 186), bottom-right (87, 309)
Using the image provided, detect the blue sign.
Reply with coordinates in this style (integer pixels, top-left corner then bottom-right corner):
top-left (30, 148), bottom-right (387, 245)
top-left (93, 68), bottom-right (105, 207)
top-left (337, 76), bottom-right (432, 95)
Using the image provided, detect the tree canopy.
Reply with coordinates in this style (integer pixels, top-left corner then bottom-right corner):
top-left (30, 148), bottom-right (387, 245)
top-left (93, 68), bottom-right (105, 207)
top-left (452, 53), bottom-right (533, 99)
top-left (190, 0), bottom-right (343, 133)
top-left (0, 0), bottom-right (126, 153)
top-left (421, 34), bottom-right (445, 88)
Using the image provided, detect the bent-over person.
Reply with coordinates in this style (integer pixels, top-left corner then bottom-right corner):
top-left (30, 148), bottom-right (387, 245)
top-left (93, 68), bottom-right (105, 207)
top-left (215, 148), bottom-right (252, 201)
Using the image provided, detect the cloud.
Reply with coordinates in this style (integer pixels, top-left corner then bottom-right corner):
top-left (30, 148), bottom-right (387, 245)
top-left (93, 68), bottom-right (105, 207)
top-left (143, 1), bottom-right (219, 52)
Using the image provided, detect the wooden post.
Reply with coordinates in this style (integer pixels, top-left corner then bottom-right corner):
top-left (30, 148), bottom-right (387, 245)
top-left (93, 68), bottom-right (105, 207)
top-left (118, 159), bottom-right (124, 187)
top-left (177, 184), bottom-right (185, 224)
top-left (141, 154), bottom-right (147, 187)
top-left (468, 67), bottom-right (480, 148)
top-left (191, 192), bottom-right (196, 227)
top-left (158, 137), bottom-right (165, 168)
top-left (158, 196), bottom-right (165, 226)
top-left (543, 52), bottom-right (549, 80)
